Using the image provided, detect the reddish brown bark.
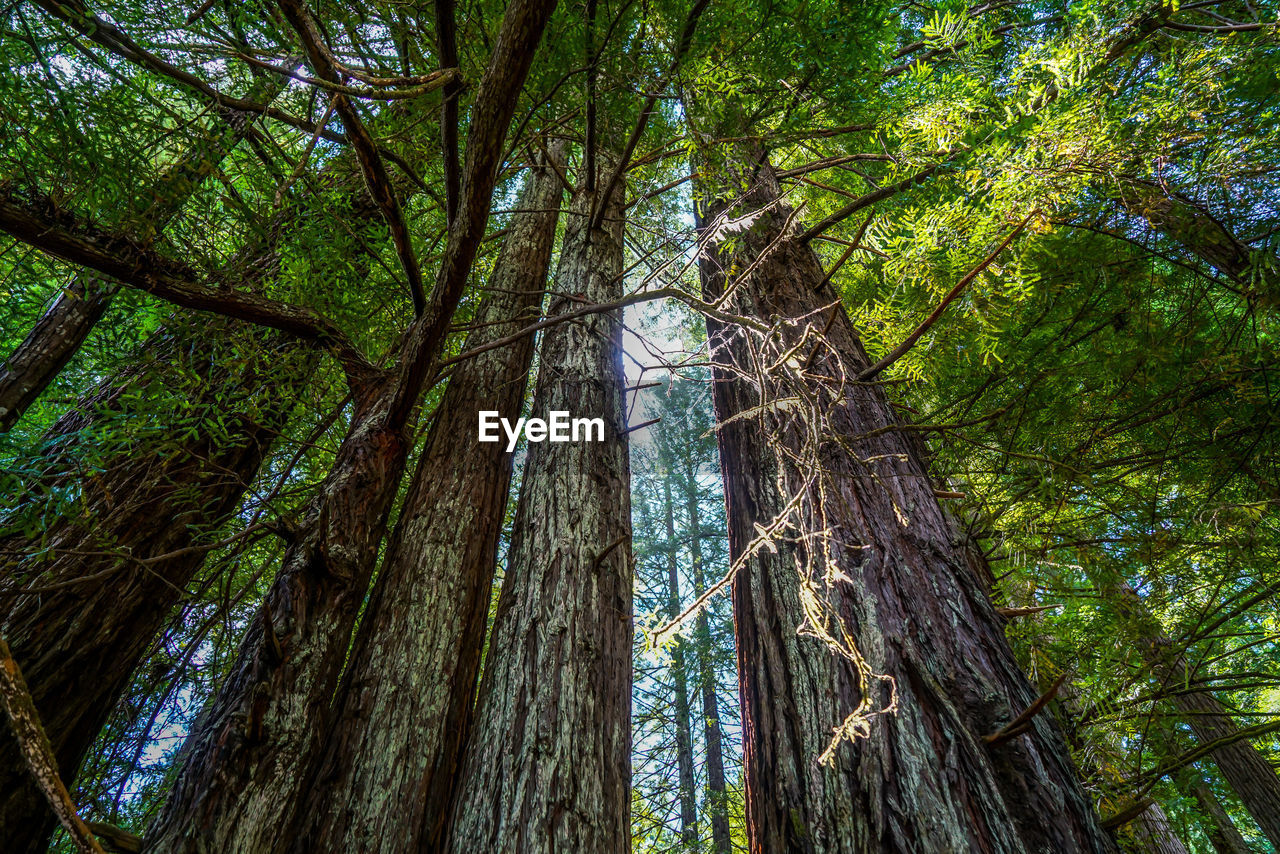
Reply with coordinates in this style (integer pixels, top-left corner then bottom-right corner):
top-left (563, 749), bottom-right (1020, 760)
top-left (142, 2), bottom-right (557, 848)
top-left (695, 151), bottom-right (1113, 853)
top-left (289, 145), bottom-right (566, 854)
top-left (0, 322), bottom-right (308, 854)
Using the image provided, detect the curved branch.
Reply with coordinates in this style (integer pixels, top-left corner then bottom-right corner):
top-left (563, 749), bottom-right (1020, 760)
top-left (0, 193), bottom-right (372, 377)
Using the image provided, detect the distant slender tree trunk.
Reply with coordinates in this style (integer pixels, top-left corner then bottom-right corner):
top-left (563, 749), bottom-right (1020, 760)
top-left (142, 4), bottom-right (554, 847)
top-left (289, 145), bottom-right (566, 854)
top-left (694, 147), bottom-right (1112, 853)
top-left (686, 459), bottom-right (732, 854)
top-left (1189, 780), bottom-right (1253, 854)
top-left (446, 159), bottom-right (633, 854)
top-left (1115, 180), bottom-right (1278, 301)
top-left (0, 74), bottom-right (285, 430)
top-left (663, 477), bottom-right (700, 848)
top-left (0, 322), bottom-right (310, 854)
top-left (1112, 583), bottom-right (1280, 850)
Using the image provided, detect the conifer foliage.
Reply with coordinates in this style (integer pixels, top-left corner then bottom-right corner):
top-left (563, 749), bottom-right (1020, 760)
top-left (1, 0), bottom-right (1278, 852)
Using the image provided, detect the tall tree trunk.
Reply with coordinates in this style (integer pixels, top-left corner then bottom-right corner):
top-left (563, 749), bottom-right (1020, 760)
top-left (1189, 780), bottom-right (1253, 854)
top-left (142, 2), bottom-right (556, 847)
top-left (289, 145), bottom-right (566, 854)
top-left (663, 477), bottom-right (700, 848)
top-left (1112, 583), bottom-right (1280, 850)
top-left (694, 149), bottom-right (1112, 853)
top-left (686, 458), bottom-right (732, 854)
top-left (1115, 180), bottom-right (1278, 302)
top-left (0, 74), bottom-right (285, 430)
top-left (446, 160), bottom-right (633, 854)
top-left (0, 321), bottom-right (310, 854)
top-left (1126, 803), bottom-right (1190, 854)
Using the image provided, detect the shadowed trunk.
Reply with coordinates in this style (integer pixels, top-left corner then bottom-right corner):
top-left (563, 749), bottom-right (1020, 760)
top-left (1127, 803), bottom-right (1190, 854)
top-left (1189, 780), bottom-right (1253, 854)
top-left (1116, 180), bottom-right (1278, 303)
top-left (662, 476), bottom-right (700, 848)
top-left (289, 144), bottom-right (566, 854)
top-left (141, 2), bottom-right (557, 847)
top-left (0, 321), bottom-right (310, 854)
top-left (446, 160), bottom-right (633, 854)
top-left (0, 73), bottom-right (287, 430)
top-left (694, 147), bottom-right (1112, 853)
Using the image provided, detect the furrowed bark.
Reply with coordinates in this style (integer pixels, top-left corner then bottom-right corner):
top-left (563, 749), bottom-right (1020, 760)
top-left (1127, 803), bottom-right (1190, 854)
top-left (1112, 582), bottom-right (1280, 850)
top-left (143, 0), bottom-right (557, 847)
top-left (0, 73), bottom-right (286, 431)
top-left (446, 158), bottom-right (633, 854)
top-left (0, 322), bottom-right (310, 854)
top-left (662, 476), bottom-right (700, 847)
top-left (694, 149), bottom-right (1112, 853)
top-left (289, 144), bottom-right (566, 854)
top-left (685, 461), bottom-right (732, 854)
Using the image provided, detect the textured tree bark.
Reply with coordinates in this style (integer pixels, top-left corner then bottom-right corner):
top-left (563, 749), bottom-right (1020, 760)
top-left (1112, 583), bottom-right (1280, 850)
top-left (686, 459), bottom-right (733, 854)
top-left (695, 149), bottom-right (1113, 853)
top-left (1126, 803), bottom-right (1190, 854)
top-left (1189, 780), bottom-right (1253, 854)
top-left (288, 146), bottom-right (566, 854)
top-left (662, 476), bottom-right (700, 847)
top-left (0, 76), bottom-right (284, 430)
top-left (143, 2), bottom-right (557, 848)
top-left (0, 322), bottom-right (308, 854)
top-left (446, 162), bottom-right (633, 854)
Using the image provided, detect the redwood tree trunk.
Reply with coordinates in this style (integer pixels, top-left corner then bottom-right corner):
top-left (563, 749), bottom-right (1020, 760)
top-left (1113, 583), bottom-right (1280, 850)
top-left (1189, 780), bottom-right (1253, 854)
top-left (289, 146), bottom-right (566, 854)
top-left (446, 165), bottom-right (633, 854)
top-left (695, 150), bottom-right (1113, 853)
top-left (1116, 180), bottom-right (1276, 298)
top-left (0, 322), bottom-right (309, 854)
top-left (663, 477), bottom-right (700, 847)
top-left (1127, 803), bottom-right (1190, 854)
top-left (142, 3), bottom-right (556, 847)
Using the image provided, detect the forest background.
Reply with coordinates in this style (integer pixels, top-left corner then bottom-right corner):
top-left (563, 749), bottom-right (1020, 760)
top-left (0, 0), bottom-right (1277, 851)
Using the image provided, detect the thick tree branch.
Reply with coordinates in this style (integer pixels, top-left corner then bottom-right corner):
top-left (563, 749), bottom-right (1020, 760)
top-left (435, 0), bottom-right (461, 224)
top-left (388, 0), bottom-right (563, 425)
top-left (0, 193), bottom-right (372, 377)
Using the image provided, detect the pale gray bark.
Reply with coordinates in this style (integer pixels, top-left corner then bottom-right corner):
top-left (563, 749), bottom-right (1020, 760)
top-left (289, 145), bottom-right (566, 854)
top-left (446, 160), bottom-right (633, 854)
